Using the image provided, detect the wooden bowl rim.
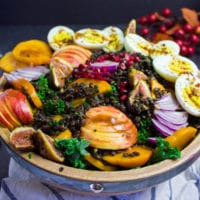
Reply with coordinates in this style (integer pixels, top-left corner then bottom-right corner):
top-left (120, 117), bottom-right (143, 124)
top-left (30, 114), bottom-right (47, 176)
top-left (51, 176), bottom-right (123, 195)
top-left (1, 128), bottom-right (200, 182)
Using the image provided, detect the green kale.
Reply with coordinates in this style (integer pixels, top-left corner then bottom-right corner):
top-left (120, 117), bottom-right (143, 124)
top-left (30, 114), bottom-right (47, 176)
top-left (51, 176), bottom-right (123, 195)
top-left (44, 99), bottom-right (66, 115)
top-left (54, 138), bottom-right (90, 169)
top-left (137, 118), bottom-right (152, 144)
top-left (150, 138), bottom-right (181, 164)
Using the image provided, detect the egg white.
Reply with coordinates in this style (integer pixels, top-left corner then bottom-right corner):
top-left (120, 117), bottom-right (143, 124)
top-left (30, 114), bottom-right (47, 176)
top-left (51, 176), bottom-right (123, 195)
top-left (153, 54), bottom-right (199, 82)
top-left (47, 26), bottom-right (74, 51)
top-left (74, 28), bottom-right (108, 49)
top-left (175, 73), bottom-right (200, 117)
top-left (124, 33), bottom-right (153, 56)
top-left (151, 40), bottom-right (180, 59)
top-left (103, 26), bottom-right (124, 52)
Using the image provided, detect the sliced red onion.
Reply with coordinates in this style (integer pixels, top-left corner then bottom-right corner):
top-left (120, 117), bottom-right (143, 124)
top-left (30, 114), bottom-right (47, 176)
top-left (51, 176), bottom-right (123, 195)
top-left (4, 66), bottom-right (50, 82)
top-left (155, 93), bottom-right (180, 111)
top-left (155, 115), bottom-right (188, 130)
top-left (148, 137), bottom-right (157, 145)
top-left (152, 118), bottom-right (174, 136)
top-left (154, 109), bottom-right (188, 125)
top-left (90, 60), bottom-right (119, 72)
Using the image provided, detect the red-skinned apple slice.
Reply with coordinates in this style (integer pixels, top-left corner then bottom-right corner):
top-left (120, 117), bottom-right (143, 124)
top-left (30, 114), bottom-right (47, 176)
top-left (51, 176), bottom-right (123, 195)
top-left (53, 45), bottom-right (92, 58)
top-left (3, 89), bottom-right (33, 124)
top-left (0, 94), bottom-right (21, 128)
top-left (54, 54), bottom-right (80, 68)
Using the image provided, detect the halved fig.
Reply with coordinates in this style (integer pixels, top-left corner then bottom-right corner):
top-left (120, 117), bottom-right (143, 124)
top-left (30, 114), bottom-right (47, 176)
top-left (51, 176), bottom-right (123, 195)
top-left (34, 129), bottom-right (64, 163)
top-left (10, 127), bottom-right (35, 150)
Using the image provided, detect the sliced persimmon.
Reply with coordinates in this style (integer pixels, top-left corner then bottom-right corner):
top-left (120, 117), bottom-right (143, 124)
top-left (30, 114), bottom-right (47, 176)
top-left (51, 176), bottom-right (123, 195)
top-left (12, 78), bottom-right (42, 108)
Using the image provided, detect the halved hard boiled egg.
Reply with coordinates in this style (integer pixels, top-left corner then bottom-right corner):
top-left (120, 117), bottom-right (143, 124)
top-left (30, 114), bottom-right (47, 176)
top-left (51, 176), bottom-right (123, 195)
top-left (153, 54), bottom-right (199, 82)
top-left (124, 33), bottom-right (152, 56)
top-left (103, 26), bottom-right (124, 52)
top-left (47, 26), bottom-right (74, 51)
top-left (151, 40), bottom-right (180, 59)
top-left (175, 73), bottom-right (200, 116)
top-left (74, 28), bottom-right (109, 49)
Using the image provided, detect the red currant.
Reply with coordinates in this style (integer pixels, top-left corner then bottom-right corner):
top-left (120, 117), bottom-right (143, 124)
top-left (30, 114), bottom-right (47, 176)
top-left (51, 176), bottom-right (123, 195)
top-left (180, 45), bottom-right (188, 56)
top-left (138, 16), bottom-right (148, 24)
top-left (161, 8), bottom-right (172, 17)
top-left (148, 13), bottom-right (157, 24)
top-left (140, 27), bottom-right (150, 36)
top-left (187, 46), bottom-right (195, 56)
top-left (159, 25), bottom-right (167, 33)
top-left (175, 39), bottom-right (184, 47)
top-left (174, 29), bottom-right (185, 39)
top-left (183, 24), bottom-right (193, 33)
top-left (190, 34), bottom-right (199, 44)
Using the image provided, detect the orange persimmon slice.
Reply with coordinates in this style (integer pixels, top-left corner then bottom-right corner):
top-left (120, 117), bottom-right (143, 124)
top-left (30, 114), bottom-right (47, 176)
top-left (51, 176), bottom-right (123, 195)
top-left (12, 78), bottom-right (42, 108)
top-left (12, 40), bottom-right (52, 65)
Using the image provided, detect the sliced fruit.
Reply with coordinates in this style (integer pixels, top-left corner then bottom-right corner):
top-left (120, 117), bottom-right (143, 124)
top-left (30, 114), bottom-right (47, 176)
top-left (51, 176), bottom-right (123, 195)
top-left (3, 89), bottom-right (33, 124)
top-left (0, 94), bottom-right (21, 128)
top-left (71, 78), bottom-right (112, 94)
top-left (52, 129), bottom-right (72, 140)
top-left (12, 78), bottom-right (42, 108)
top-left (53, 45), bottom-right (92, 58)
top-left (0, 52), bottom-right (28, 72)
top-left (84, 153), bottom-right (117, 171)
top-left (125, 19), bottom-right (136, 35)
top-left (102, 145), bottom-right (153, 168)
top-left (12, 39), bottom-right (52, 65)
top-left (81, 106), bottom-right (137, 150)
top-left (10, 127), bottom-right (35, 150)
top-left (128, 68), bottom-right (147, 87)
top-left (34, 129), bottom-right (64, 163)
top-left (0, 109), bottom-right (14, 130)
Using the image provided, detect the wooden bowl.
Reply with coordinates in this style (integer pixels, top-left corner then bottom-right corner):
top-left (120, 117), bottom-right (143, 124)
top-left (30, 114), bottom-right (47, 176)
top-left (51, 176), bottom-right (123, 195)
top-left (0, 127), bottom-right (200, 195)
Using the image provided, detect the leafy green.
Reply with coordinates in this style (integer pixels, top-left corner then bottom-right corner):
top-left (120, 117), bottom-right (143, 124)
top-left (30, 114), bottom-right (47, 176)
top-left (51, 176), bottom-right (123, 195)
top-left (137, 118), bottom-right (152, 144)
top-left (35, 75), bottom-right (55, 100)
top-left (54, 138), bottom-right (90, 169)
top-left (150, 138), bottom-right (181, 164)
top-left (44, 99), bottom-right (66, 115)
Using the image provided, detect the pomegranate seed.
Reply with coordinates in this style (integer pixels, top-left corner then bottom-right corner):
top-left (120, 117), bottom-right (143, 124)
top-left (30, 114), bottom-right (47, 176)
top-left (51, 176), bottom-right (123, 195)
top-left (134, 56), bottom-right (140, 62)
top-left (180, 45), bottom-right (188, 56)
top-left (187, 46), bottom-right (195, 56)
top-left (112, 55), bottom-right (121, 62)
top-left (140, 27), bottom-right (150, 36)
top-left (165, 20), bottom-right (174, 28)
top-left (120, 95), bottom-right (128, 101)
top-left (159, 25), bottom-right (167, 33)
top-left (138, 16), bottom-right (148, 25)
top-left (101, 67), bottom-right (107, 73)
top-left (119, 63), bottom-right (127, 70)
top-left (148, 13), bottom-right (157, 24)
top-left (127, 60), bottom-right (134, 66)
top-left (120, 81), bottom-right (128, 87)
top-left (161, 8), bottom-right (172, 17)
top-left (190, 34), bottom-right (199, 44)
top-left (183, 24), bottom-right (193, 33)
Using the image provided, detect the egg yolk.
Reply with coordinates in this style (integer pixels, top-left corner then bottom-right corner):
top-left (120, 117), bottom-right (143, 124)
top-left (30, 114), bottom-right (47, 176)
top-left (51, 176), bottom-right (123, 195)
top-left (169, 57), bottom-right (193, 74)
top-left (75, 29), bottom-right (107, 44)
top-left (182, 84), bottom-right (200, 108)
top-left (52, 30), bottom-right (73, 47)
top-left (151, 44), bottom-right (175, 56)
top-left (137, 42), bottom-right (152, 55)
top-left (104, 33), bottom-right (122, 51)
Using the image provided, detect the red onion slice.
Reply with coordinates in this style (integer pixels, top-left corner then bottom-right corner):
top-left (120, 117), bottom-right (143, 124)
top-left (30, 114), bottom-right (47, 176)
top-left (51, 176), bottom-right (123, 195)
top-left (155, 115), bottom-right (188, 130)
top-left (90, 60), bottom-right (119, 72)
top-left (155, 93), bottom-right (180, 111)
top-left (152, 118), bottom-right (174, 136)
top-left (154, 109), bottom-right (188, 125)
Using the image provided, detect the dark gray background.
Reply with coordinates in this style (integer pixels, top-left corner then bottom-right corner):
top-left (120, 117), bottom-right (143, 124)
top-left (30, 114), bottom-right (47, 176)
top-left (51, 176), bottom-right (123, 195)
top-left (0, 0), bottom-right (199, 182)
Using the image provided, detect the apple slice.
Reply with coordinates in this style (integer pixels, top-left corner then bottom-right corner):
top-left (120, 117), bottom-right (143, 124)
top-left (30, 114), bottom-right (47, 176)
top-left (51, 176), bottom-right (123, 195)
top-left (3, 89), bottom-right (33, 124)
top-left (53, 45), bottom-right (92, 58)
top-left (0, 94), bottom-right (21, 128)
top-left (81, 106), bottom-right (137, 150)
top-left (0, 109), bottom-right (14, 130)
